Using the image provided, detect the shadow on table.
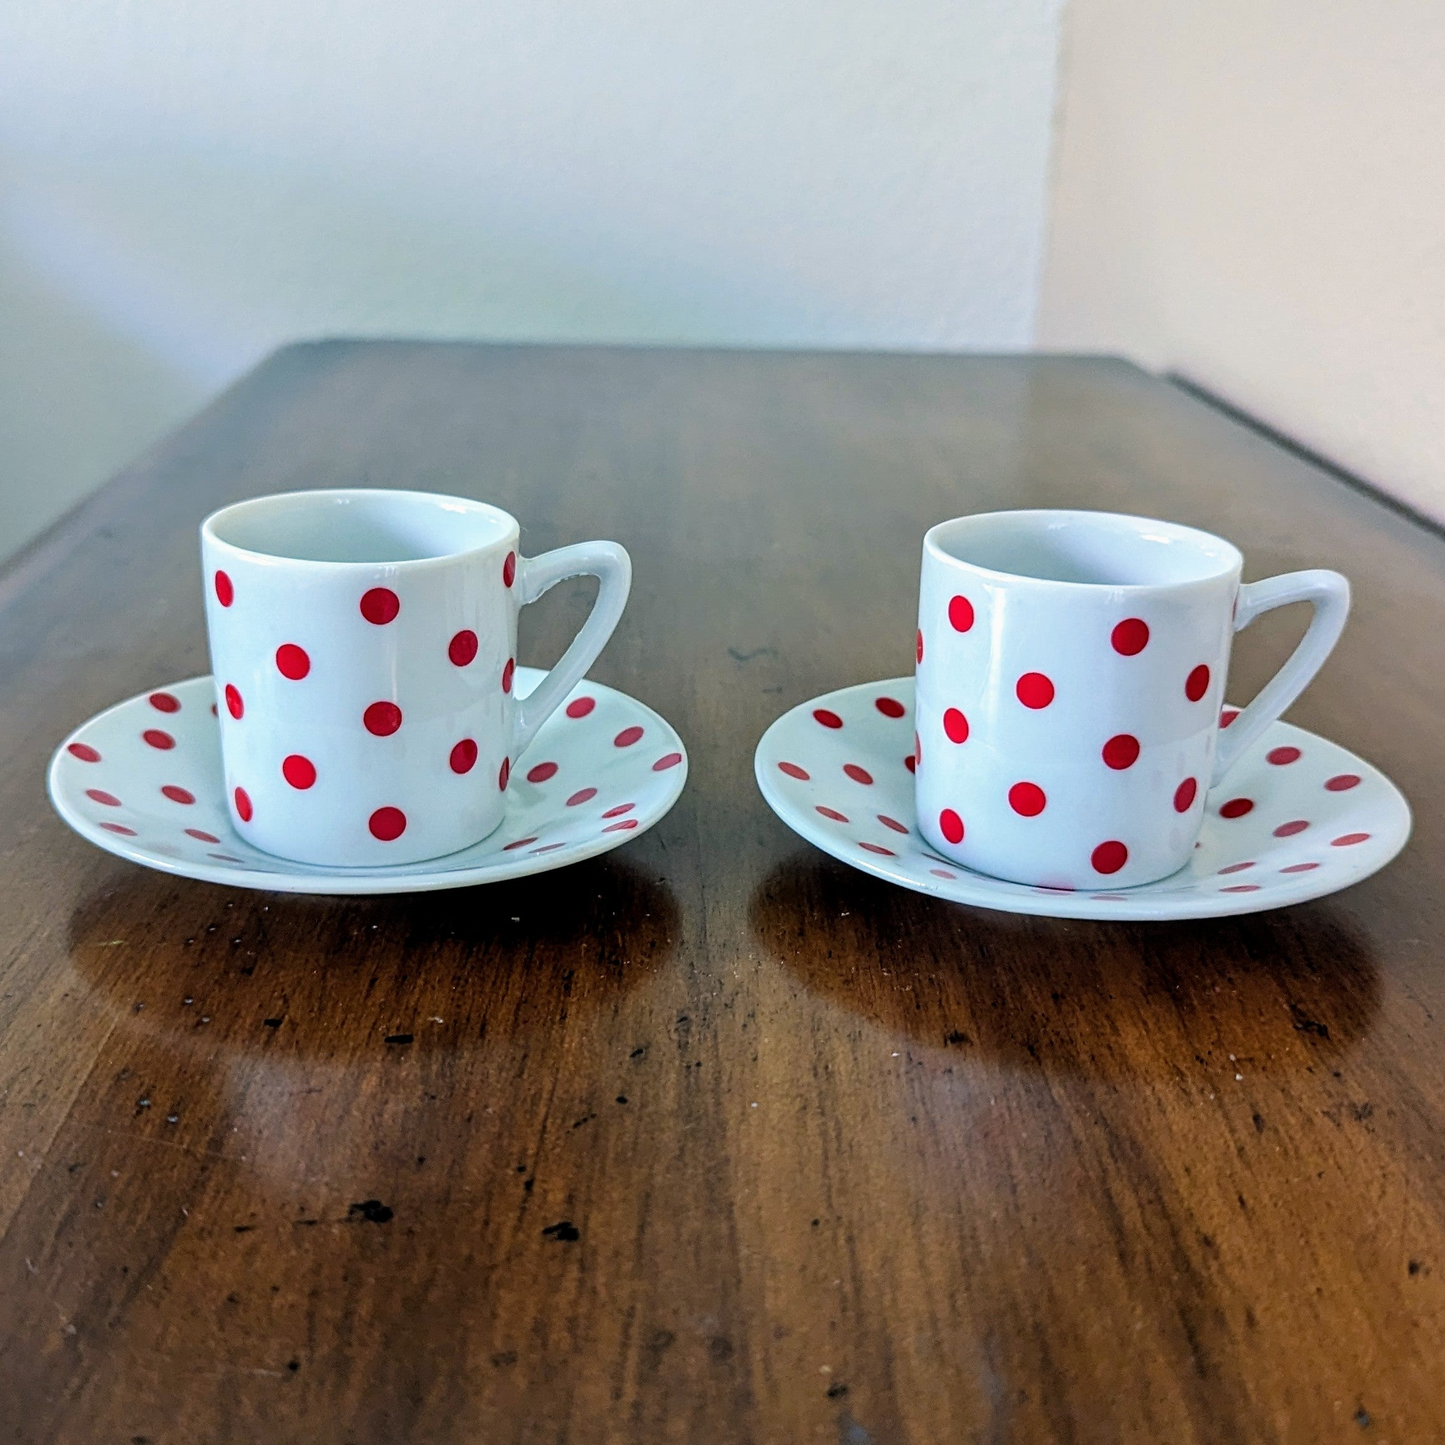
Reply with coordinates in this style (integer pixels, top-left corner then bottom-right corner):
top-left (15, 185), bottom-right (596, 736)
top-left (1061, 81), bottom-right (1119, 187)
top-left (747, 852), bottom-right (1380, 1078)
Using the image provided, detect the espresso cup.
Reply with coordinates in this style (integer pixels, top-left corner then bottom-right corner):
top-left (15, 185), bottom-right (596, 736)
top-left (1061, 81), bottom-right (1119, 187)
top-left (913, 509), bottom-right (1349, 889)
top-left (200, 488), bottom-right (631, 867)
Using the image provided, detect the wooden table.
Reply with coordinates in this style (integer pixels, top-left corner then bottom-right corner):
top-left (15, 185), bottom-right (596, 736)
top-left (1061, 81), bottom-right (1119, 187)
top-left (1, 345), bottom-right (1442, 1444)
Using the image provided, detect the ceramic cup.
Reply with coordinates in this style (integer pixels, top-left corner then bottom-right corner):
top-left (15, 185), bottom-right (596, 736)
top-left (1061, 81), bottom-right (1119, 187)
top-left (200, 488), bottom-right (631, 867)
top-left (913, 509), bottom-right (1349, 889)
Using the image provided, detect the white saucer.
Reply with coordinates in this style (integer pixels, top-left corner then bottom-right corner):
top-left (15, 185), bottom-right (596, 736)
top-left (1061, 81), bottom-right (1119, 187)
top-left (754, 677), bottom-right (1411, 920)
top-left (49, 670), bottom-right (687, 895)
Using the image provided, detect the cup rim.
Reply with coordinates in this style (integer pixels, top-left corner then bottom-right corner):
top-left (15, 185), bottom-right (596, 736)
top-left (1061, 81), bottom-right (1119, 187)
top-left (923, 508), bottom-right (1242, 592)
top-left (201, 488), bottom-right (519, 569)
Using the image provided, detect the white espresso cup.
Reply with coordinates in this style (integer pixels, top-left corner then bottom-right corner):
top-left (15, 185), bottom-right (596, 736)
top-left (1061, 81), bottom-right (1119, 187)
top-left (913, 509), bottom-right (1349, 889)
top-left (201, 488), bottom-right (631, 867)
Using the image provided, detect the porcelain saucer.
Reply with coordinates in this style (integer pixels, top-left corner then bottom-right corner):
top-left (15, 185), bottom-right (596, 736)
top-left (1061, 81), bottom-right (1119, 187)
top-left (754, 677), bottom-right (1410, 920)
top-left (49, 670), bottom-right (687, 895)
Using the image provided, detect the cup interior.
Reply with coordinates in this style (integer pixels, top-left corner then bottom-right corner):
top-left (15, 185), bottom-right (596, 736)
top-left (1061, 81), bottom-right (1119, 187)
top-left (205, 489), bottom-right (514, 564)
top-left (928, 510), bottom-right (1240, 587)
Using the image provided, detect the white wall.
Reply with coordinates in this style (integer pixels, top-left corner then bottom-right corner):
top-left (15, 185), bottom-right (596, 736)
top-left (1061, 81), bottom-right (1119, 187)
top-left (1038, 0), bottom-right (1445, 525)
top-left (0, 0), bottom-right (1065, 561)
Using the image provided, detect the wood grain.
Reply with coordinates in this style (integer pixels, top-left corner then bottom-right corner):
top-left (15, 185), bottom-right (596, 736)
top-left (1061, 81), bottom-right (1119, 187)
top-left (0, 344), bottom-right (1442, 1444)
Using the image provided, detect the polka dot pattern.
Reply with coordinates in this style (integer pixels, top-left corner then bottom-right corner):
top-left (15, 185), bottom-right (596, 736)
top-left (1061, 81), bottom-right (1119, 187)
top-left (943, 708), bottom-right (969, 744)
top-left (369, 806), bottom-right (406, 841)
top-left (1102, 734), bottom-right (1140, 770)
top-left (214, 571), bottom-right (234, 607)
top-left (1009, 782), bottom-right (1046, 817)
top-left (276, 644), bottom-right (310, 680)
top-left (502, 658), bottom-right (515, 694)
top-left (282, 755), bottom-right (317, 790)
top-left (149, 692), bottom-right (181, 713)
top-left (143, 729), bottom-right (175, 750)
top-left (1015, 673), bottom-right (1055, 710)
top-left (224, 685), bottom-right (244, 720)
top-left (1111, 618), bottom-right (1149, 656)
top-left (614, 726), bottom-right (644, 748)
top-left (360, 587), bottom-right (400, 625)
top-left (450, 739), bottom-right (478, 774)
top-left (1186, 664), bottom-right (1211, 702)
top-left (364, 701), bottom-right (403, 736)
top-left (567, 697), bottom-right (596, 719)
top-left (449, 630), bottom-right (478, 667)
top-left (948, 596), bottom-right (974, 632)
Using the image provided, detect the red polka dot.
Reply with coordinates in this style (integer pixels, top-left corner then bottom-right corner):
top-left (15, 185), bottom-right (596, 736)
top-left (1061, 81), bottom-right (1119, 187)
top-left (234, 787), bottom-right (253, 822)
top-left (282, 754), bottom-right (317, 789)
top-left (1218, 861), bottom-right (1255, 874)
top-left (1220, 707), bottom-right (1240, 728)
top-left (211, 703), bottom-right (217, 716)
top-left (1185, 664), bottom-right (1211, 702)
top-left (1221, 884), bottom-right (1260, 893)
top-left (369, 806), bottom-right (406, 841)
top-left (817, 806), bottom-right (849, 822)
top-left (527, 761), bottom-right (558, 783)
top-left (1273, 819), bottom-right (1309, 837)
top-left (364, 701), bottom-right (402, 736)
top-left (498, 758), bottom-right (510, 790)
top-left (614, 726), bottom-right (644, 748)
top-left (904, 755), bottom-right (916, 774)
top-left (503, 551), bottom-right (516, 588)
top-left (210, 853), bottom-right (244, 863)
top-left (653, 752), bottom-right (683, 771)
top-left (531, 843), bottom-right (565, 854)
top-left (844, 763), bottom-right (873, 785)
top-left (449, 630), bottom-right (478, 667)
top-left (1266, 745), bottom-right (1301, 766)
top-left (214, 571), bottom-right (234, 607)
top-left (502, 658), bottom-right (515, 694)
top-left (859, 841), bottom-right (895, 856)
top-left (875, 696), bottom-right (905, 718)
top-left (914, 733), bottom-right (921, 765)
top-left (778, 761), bottom-right (809, 780)
top-left (602, 803), bottom-right (635, 818)
top-left (1219, 797), bottom-right (1254, 819)
top-left (1281, 862), bottom-right (1319, 873)
top-left (503, 837), bottom-right (538, 851)
top-left (450, 738), bottom-right (478, 774)
top-left (1174, 777), bottom-right (1198, 812)
top-left (225, 684), bottom-right (243, 719)
top-left (143, 728), bottom-right (175, 750)
top-left (1325, 774), bottom-right (1361, 792)
top-left (185, 828), bottom-right (220, 843)
top-left (943, 708), bottom-right (969, 743)
top-left (1008, 782), bottom-right (1046, 816)
top-left (161, 785), bottom-right (195, 805)
top-left (68, 742), bottom-right (101, 762)
top-left (604, 819), bottom-right (639, 833)
top-left (1102, 734), bottom-right (1140, 770)
top-left (86, 788), bottom-right (121, 806)
top-left (100, 822), bottom-right (137, 836)
top-left (939, 809), bottom-right (965, 844)
top-left (877, 814), bottom-right (908, 834)
top-left (1091, 840), bottom-right (1128, 874)
top-left (360, 587), bottom-right (400, 625)
top-left (567, 787), bottom-right (597, 806)
top-left (149, 691), bottom-right (181, 713)
top-left (1016, 673), bottom-right (1055, 709)
top-left (271, 644), bottom-right (308, 681)
top-left (1331, 832), bottom-right (1370, 847)
top-left (1111, 618), bottom-right (1149, 656)
top-left (916, 630), bottom-right (924, 664)
top-left (567, 696), bottom-right (595, 719)
top-left (930, 868), bottom-right (956, 879)
top-left (948, 596), bottom-right (975, 632)
top-left (813, 709), bottom-right (843, 729)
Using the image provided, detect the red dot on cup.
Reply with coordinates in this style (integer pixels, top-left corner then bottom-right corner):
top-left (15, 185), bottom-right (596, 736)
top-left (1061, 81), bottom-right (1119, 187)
top-left (234, 786), bottom-right (253, 822)
top-left (653, 752), bottom-right (683, 771)
top-left (502, 658), bottom-right (515, 694)
top-left (360, 587), bottom-right (400, 625)
top-left (813, 709), bottom-right (843, 729)
top-left (567, 696), bottom-right (596, 719)
top-left (602, 803), bottom-right (635, 818)
top-left (817, 806), bottom-right (849, 822)
top-left (943, 708), bottom-right (969, 744)
top-left (449, 629), bottom-right (478, 667)
top-left (859, 841), bottom-right (895, 856)
top-left (1009, 781), bottom-right (1046, 817)
top-left (1091, 840), bottom-right (1128, 874)
top-left (1219, 861), bottom-right (1255, 875)
top-left (1221, 884), bottom-right (1261, 893)
top-left (369, 806), bottom-right (406, 841)
top-left (916, 630), bottom-right (924, 664)
top-left (161, 785), bottom-right (195, 805)
top-left (939, 809), bottom-right (965, 844)
top-left (143, 728), bottom-right (175, 750)
top-left (844, 763), bottom-right (873, 785)
top-left (498, 758), bottom-right (510, 790)
top-left (100, 822), bottom-right (137, 835)
top-left (185, 828), bottom-right (220, 843)
top-left (877, 815), bottom-right (908, 834)
top-left (68, 743), bottom-right (101, 762)
top-left (527, 761), bottom-right (559, 783)
top-left (778, 761), bottom-right (809, 780)
top-left (1281, 862), bottom-right (1319, 873)
top-left (503, 551), bottom-right (517, 588)
top-left (1111, 618), bottom-right (1149, 656)
top-left (86, 788), bottom-right (121, 806)
top-left (1267, 745), bottom-right (1301, 766)
top-left (948, 596), bottom-right (975, 632)
top-left (1102, 733), bottom-right (1140, 770)
top-left (567, 787), bottom-right (598, 807)
top-left (1016, 673), bottom-right (1055, 709)
top-left (1186, 664), bottom-right (1211, 702)
top-left (214, 571), bottom-right (234, 607)
top-left (1174, 777), bottom-right (1198, 812)
top-left (614, 726), bottom-right (644, 748)
top-left (904, 755), bottom-right (916, 774)
top-left (1220, 707), bottom-right (1240, 728)
top-left (364, 701), bottom-right (402, 736)
top-left (282, 754), bottom-right (317, 789)
top-left (1219, 797), bottom-right (1254, 819)
top-left (604, 819), bottom-right (639, 833)
top-left (876, 696), bottom-right (905, 719)
top-left (450, 738), bottom-right (478, 774)
top-left (225, 684), bottom-right (243, 720)
top-left (1331, 832), bottom-right (1371, 847)
top-left (1325, 773), bottom-right (1361, 792)
top-left (1273, 819), bottom-right (1309, 837)
top-left (272, 643), bottom-right (308, 680)
top-left (149, 691), bottom-right (181, 713)
top-left (503, 836), bottom-right (538, 851)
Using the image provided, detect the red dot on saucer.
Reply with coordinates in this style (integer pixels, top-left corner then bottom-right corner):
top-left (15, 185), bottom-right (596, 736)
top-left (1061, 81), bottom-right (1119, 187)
top-left (916, 630), bottom-right (924, 664)
top-left (602, 803), bottom-right (635, 818)
top-left (86, 788), bottom-right (121, 806)
top-left (161, 785), bottom-right (195, 805)
top-left (844, 763), bottom-right (873, 785)
top-left (1281, 862), bottom-right (1319, 873)
top-left (614, 726), bottom-right (644, 747)
top-left (1325, 773), bottom-right (1361, 792)
top-left (449, 630), bottom-right (478, 667)
top-left (1016, 672), bottom-right (1055, 709)
top-left (369, 806), bottom-right (406, 841)
top-left (1331, 832), bottom-right (1371, 846)
top-left (876, 696), bottom-right (905, 718)
top-left (224, 684), bottom-right (243, 720)
top-left (604, 819), bottom-right (639, 833)
top-left (498, 758), bottom-right (510, 790)
top-left (778, 761), bottom-right (809, 780)
top-left (1186, 664), bottom-right (1211, 702)
top-left (1266, 745), bottom-right (1301, 766)
top-left (653, 752), bottom-right (683, 771)
top-left (531, 843), bottom-right (565, 854)
top-left (1174, 777), bottom-right (1198, 812)
top-left (450, 738), bottom-right (478, 774)
top-left (185, 828), bottom-right (220, 843)
top-left (1273, 819), bottom-right (1309, 837)
top-left (943, 708), bottom-right (969, 744)
top-left (143, 728), bottom-right (175, 751)
top-left (1091, 840), bottom-right (1128, 874)
top-left (149, 691), bottom-right (181, 713)
top-left (817, 806), bottom-right (849, 822)
top-left (1219, 861), bottom-right (1255, 875)
top-left (566, 696), bottom-right (595, 718)
top-left (68, 743), bottom-right (101, 762)
top-left (100, 822), bottom-right (137, 836)
top-left (1008, 781), bottom-right (1046, 816)
top-left (503, 836), bottom-right (538, 851)
top-left (878, 814), bottom-right (909, 834)
top-left (503, 551), bottom-right (516, 588)
top-left (939, 809), bottom-right (965, 844)
top-left (214, 571), bottom-right (234, 607)
top-left (1219, 797), bottom-right (1254, 819)
top-left (275, 644), bottom-right (310, 680)
top-left (1111, 618), bottom-right (1149, 656)
top-left (948, 596), bottom-right (974, 632)
top-left (364, 701), bottom-right (402, 736)
top-left (234, 787), bottom-right (253, 822)
top-left (813, 709), bottom-right (843, 729)
top-left (282, 754), bottom-right (317, 789)
top-left (567, 787), bottom-right (597, 807)
top-left (1220, 707), bottom-right (1241, 728)
top-left (1102, 733), bottom-right (1140, 770)
top-left (527, 761), bottom-right (558, 783)
top-left (360, 587), bottom-right (400, 625)
top-left (859, 841), bottom-right (895, 856)
top-left (1221, 884), bottom-right (1260, 893)
top-left (502, 658), bottom-right (515, 694)
top-left (930, 868), bottom-right (956, 880)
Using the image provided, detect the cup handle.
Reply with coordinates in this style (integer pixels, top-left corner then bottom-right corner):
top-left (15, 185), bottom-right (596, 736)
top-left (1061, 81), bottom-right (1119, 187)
top-left (1210, 569), bottom-right (1350, 785)
top-left (510, 540), bottom-right (633, 765)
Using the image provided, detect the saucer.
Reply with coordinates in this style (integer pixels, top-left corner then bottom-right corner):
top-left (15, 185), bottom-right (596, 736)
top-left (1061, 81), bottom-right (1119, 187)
top-left (49, 670), bottom-right (687, 895)
top-left (754, 677), bottom-right (1410, 920)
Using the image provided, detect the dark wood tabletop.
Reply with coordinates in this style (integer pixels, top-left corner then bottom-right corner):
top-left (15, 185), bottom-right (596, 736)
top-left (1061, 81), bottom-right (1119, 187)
top-left (1, 344), bottom-right (1443, 1444)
